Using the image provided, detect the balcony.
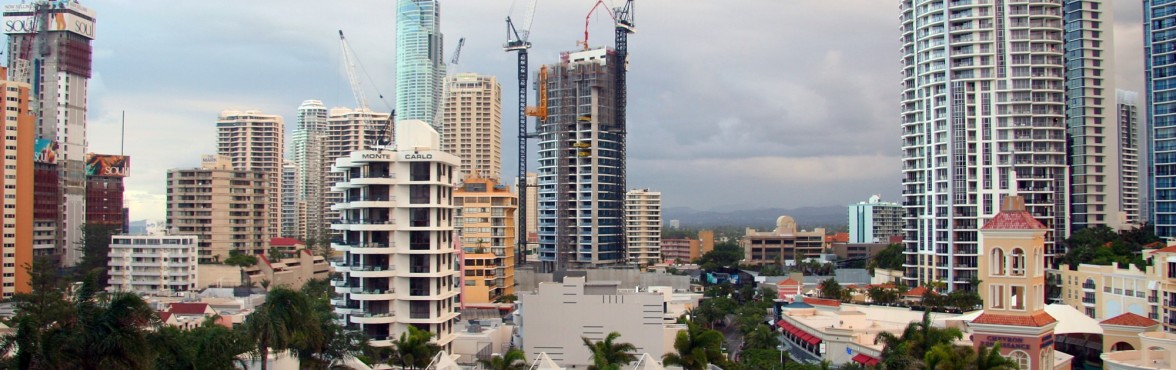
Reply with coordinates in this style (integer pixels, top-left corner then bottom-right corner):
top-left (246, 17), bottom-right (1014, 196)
top-left (350, 311), bottom-right (397, 324)
top-left (349, 265), bottom-right (396, 278)
top-left (346, 242), bottom-right (397, 254)
top-left (1082, 283), bottom-right (1095, 291)
top-left (349, 288), bottom-right (396, 301)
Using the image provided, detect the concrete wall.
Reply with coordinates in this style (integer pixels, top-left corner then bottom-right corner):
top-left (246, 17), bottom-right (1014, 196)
top-left (515, 268), bottom-right (691, 293)
top-left (197, 264), bottom-right (243, 289)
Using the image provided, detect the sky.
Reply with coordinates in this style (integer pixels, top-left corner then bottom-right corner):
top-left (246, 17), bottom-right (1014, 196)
top-left (66, 0), bottom-right (1146, 221)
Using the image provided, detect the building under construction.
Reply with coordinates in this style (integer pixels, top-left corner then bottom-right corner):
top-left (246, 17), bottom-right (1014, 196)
top-left (536, 48), bottom-right (627, 270)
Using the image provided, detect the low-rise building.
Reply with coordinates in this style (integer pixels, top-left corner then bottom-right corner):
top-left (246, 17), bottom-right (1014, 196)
top-left (1058, 263), bottom-right (1149, 320)
top-left (829, 242), bottom-right (888, 262)
top-left (741, 216), bottom-right (825, 266)
top-left (242, 249), bottom-right (329, 290)
top-left (1100, 313), bottom-right (1161, 353)
top-left (107, 235), bottom-right (199, 295)
top-left (163, 302), bottom-right (221, 330)
top-left (1100, 331), bottom-right (1176, 370)
top-left (269, 237), bottom-right (306, 256)
top-left (661, 238), bottom-right (700, 264)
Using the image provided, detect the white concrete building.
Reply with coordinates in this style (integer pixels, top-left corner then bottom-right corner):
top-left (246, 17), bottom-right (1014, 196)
top-left (899, 0), bottom-right (1068, 291)
top-left (626, 188), bottom-right (662, 265)
top-left (330, 120), bottom-right (460, 350)
top-left (281, 161), bottom-right (299, 238)
top-left (518, 276), bottom-right (684, 368)
top-left (848, 195), bottom-right (902, 244)
top-left (106, 235), bottom-right (199, 295)
top-left (1116, 90), bottom-right (1142, 227)
top-left (291, 100), bottom-right (330, 240)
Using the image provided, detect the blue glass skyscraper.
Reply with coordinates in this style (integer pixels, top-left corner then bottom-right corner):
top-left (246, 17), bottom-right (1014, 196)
top-left (1146, 1), bottom-right (1176, 238)
top-left (395, 0), bottom-right (445, 128)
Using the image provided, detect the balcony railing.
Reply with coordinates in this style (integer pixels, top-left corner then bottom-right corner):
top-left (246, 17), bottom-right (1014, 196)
top-left (1082, 283), bottom-right (1095, 290)
top-left (352, 311), bottom-right (395, 318)
top-left (349, 287), bottom-right (394, 294)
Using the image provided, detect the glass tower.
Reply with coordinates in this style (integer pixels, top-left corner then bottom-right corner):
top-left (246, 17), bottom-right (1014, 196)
top-left (1146, 1), bottom-right (1176, 238)
top-left (395, 0), bottom-right (446, 129)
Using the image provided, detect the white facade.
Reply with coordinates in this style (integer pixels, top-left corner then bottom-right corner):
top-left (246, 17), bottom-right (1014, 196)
top-left (217, 110), bottom-right (285, 240)
top-left (281, 161), bottom-right (298, 238)
top-left (330, 120), bottom-right (460, 349)
top-left (1116, 90), bottom-right (1142, 227)
top-left (441, 73), bottom-right (502, 181)
top-left (848, 195), bottom-right (903, 244)
top-left (899, 0), bottom-right (1068, 291)
top-left (292, 100), bottom-right (329, 240)
top-left (107, 235), bottom-right (199, 295)
top-left (626, 188), bottom-right (662, 265)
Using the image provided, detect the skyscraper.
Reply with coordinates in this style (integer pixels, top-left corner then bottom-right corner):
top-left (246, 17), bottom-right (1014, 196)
top-left (281, 161), bottom-right (298, 238)
top-left (440, 73), bottom-right (502, 180)
top-left (900, 1), bottom-right (1067, 291)
top-left (536, 48), bottom-right (627, 270)
top-left (0, 68), bottom-right (34, 298)
top-left (1146, 0), bottom-right (1176, 238)
top-left (625, 188), bottom-right (662, 265)
top-left (4, 1), bottom-right (97, 267)
top-left (291, 100), bottom-right (329, 240)
top-left (1117, 90), bottom-right (1142, 226)
top-left (216, 110), bottom-right (284, 241)
top-left (1063, 0), bottom-right (1121, 231)
top-left (324, 107), bottom-right (391, 223)
top-left (395, 0), bottom-right (445, 127)
top-left (167, 155), bottom-right (268, 262)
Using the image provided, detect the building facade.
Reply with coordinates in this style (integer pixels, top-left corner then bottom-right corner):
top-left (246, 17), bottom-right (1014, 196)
top-left (395, 0), bottom-right (446, 127)
top-left (216, 110), bottom-right (284, 240)
top-left (1058, 263), bottom-right (1149, 321)
top-left (243, 249), bottom-right (329, 291)
top-left (324, 108), bottom-right (392, 225)
top-left (84, 173), bottom-right (126, 233)
top-left (454, 175), bottom-right (516, 304)
top-left (1147, 0), bottom-right (1176, 238)
top-left (281, 161), bottom-right (298, 238)
top-left (329, 120), bottom-right (459, 349)
top-left (4, 2), bottom-right (96, 267)
top-left (291, 100), bottom-right (329, 241)
top-left (106, 235), bottom-right (199, 295)
top-left (625, 188), bottom-right (661, 265)
top-left (1116, 90), bottom-right (1143, 227)
top-left (0, 70), bottom-right (33, 298)
top-left (661, 238), bottom-right (700, 264)
top-left (848, 195), bottom-right (902, 244)
top-left (514, 172), bottom-right (538, 261)
top-left (900, 0), bottom-right (1068, 291)
top-left (440, 73), bottom-right (501, 180)
top-left (536, 48), bottom-right (627, 270)
top-left (166, 155), bottom-right (269, 262)
top-left (741, 216), bottom-right (826, 266)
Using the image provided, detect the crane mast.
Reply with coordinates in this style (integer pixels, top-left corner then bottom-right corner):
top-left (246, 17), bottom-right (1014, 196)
top-left (339, 30), bottom-right (394, 149)
top-left (505, 0), bottom-right (538, 265)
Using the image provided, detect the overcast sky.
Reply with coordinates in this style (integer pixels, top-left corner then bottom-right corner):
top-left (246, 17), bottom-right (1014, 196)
top-left (69, 0), bottom-right (1146, 221)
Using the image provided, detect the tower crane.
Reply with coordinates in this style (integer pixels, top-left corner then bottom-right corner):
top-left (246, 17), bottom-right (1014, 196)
top-left (613, 0), bottom-right (635, 261)
top-left (579, 0), bottom-right (616, 51)
top-left (433, 37), bottom-right (466, 133)
top-left (505, 0), bottom-right (539, 264)
top-left (339, 30), bottom-right (395, 149)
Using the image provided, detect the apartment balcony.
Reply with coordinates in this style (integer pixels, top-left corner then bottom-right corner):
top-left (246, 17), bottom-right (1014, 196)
top-left (1082, 283), bottom-right (1096, 291)
top-left (1082, 298), bottom-right (1096, 306)
top-left (349, 311), bottom-right (397, 324)
top-left (330, 219), bottom-right (398, 232)
top-left (331, 261), bottom-right (352, 273)
top-left (343, 242), bottom-right (397, 254)
top-left (350, 175), bottom-right (398, 186)
top-left (349, 265), bottom-right (396, 278)
top-left (348, 287), bottom-right (396, 301)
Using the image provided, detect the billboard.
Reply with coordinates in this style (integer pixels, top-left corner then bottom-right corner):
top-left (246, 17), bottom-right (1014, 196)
top-left (33, 139), bottom-right (57, 164)
top-left (3, 4), bottom-right (96, 39)
top-left (84, 154), bottom-right (130, 178)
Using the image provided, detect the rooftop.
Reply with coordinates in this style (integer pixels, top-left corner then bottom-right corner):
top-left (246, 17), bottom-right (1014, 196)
top-left (1101, 312), bottom-right (1159, 328)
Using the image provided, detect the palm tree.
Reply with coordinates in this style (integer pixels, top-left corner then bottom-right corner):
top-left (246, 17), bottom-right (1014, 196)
top-left (661, 322), bottom-right (725, 370)
top-left (244, 286), bottom-right (317, 370)
top-left (581, 331), bottom-right (638, 370)
top-left (976, 343), bottom-right (1019, 370)
top-left (388, 325), bottom-right (442, 370)
top-left (477, 348), bottom-right (527, 370)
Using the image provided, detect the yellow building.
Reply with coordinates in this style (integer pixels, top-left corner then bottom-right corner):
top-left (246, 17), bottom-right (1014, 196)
top-left (1148, 245), bottom-right (1176, 332)
top-left (0, 68), bottom-right (33, 298)
top-left (1058, 263), bottom-right (1149, 321)
top-left (454, 175), bottom-right (516, 304)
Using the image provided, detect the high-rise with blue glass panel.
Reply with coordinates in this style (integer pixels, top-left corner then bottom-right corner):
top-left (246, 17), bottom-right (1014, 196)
top-left (1146, 1), bottom-right (1176, 238)
top-left (395, 0), bottom-right (445, 128)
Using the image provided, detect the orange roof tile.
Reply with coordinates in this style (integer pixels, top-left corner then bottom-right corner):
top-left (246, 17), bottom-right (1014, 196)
top-left (804, 297), bottom-right (842, 307)
top-left (904, 286), bottom-right (930, 297)
top-left (972, 312), bottom-right (1056, 327)
top-left (1101, 312), bottom-right (1159, 327)
top-left (1151, 245), bottom-right (1176, 254)
top-left (777, 278), bottom-right (802, 286)
top-left (981, 210), bottom-right (1047, 230)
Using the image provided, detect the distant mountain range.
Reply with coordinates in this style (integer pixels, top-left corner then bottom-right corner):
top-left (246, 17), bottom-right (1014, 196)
top-left (663, 206), bottom-right (847, 229)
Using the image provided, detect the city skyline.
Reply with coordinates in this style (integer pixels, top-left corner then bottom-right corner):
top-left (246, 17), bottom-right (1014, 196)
top-left (69, 1), bottom-right (1146, 222)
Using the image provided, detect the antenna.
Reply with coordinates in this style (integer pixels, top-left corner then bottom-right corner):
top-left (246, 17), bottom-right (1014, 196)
top-left (120, 110), bottom-right (125, 155)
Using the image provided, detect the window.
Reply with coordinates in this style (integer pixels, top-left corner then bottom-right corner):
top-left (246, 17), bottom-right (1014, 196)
top-left (1008, 350), bottom-right (1029, 370)
top-left (1010, 248), bottom-right (1026, 276)
top-left (992, 247), bottom-right (1006, 276)
top-left (991, 284), bottom-right (1005, 309)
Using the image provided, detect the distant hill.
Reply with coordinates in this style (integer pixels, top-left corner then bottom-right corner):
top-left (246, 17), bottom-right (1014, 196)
top-left (663, 206), bottom-right (847, 230)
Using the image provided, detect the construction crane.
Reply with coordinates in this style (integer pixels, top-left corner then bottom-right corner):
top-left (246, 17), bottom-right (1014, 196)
top-left (579, 0), bottom-right (616, 51)
top-left (612, 0), bottom-right (635, 263)
top-left (433, 37), bottom-right (466, 132)
top-left (338, 30), bottom-right (395, 149)
top-left (505, 0), bottom-right (538, 264)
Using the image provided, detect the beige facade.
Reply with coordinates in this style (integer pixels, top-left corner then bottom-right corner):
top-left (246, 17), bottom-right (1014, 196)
top-left (454, 175), bottom-right (516, 304)
top-left (440, 73), bottom-right (502, 181)
top-left (741, 216), bottom-right (826, 265)
top-left (1147, 246), bottom-right (1176, 332)
top-left (513, 172), bottom-right (538, 259)
top-left (1066, 1), bottom-right (1121, 231)
top-left (0, 71), bottom-right (32, 298)
top-left (323, 108), bottom-right (391, 224)
top-left (217, 110), bottom-right (284, 240)
top-left (166, 155), bottom-right (269, 262)
top-left (626, 188), bottom-right (662, 265)
top-left (661, 238), bottom-right (700, 264)
top-left (1101, 331), bottom-right (1176, 370)
top-left (1058, 263), bottom-right (1149, 321)
top-left (243, 249), bottom-right (329, 291)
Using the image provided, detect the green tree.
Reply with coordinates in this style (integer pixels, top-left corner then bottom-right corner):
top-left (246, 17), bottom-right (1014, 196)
top-left (874, 311), bottom-right (964, 370)
top-left (243, 287), bottom-right (317, 370)
top-left (77, 223), bottom-right (119, 289)
top-left (0, 258), bottom-right (74, 369)
top-left (477, 348), bottom-right (527, 370)
top-left (867, 285), bottom-right (898, 305)
top-left (581, 332), bottom-right (638, 370)
top-left (388, 326), bottom-right (442, 370)
top-left (734, 348), bottom-right (783, 370)
top-left (742, 325), bottom-right (779, 350)
top-left (292, 279), bottom-right (369, 369)
top-left (975, 342), bottom-right (1019, 370)
top-left (493, 294), bottom-right (519, 303)
top-left (819, 278), bottom-right (845, 301)
top-left (696, 242), bottom-right (744, 269)
top-left (867, 243), bottom-right (905, 272)
top-left (661, 322), bottom-right (726, 370)
top-left (151, 318), bottom-right (252, 370)
top-left (67, 292), bottom-right (161, 370)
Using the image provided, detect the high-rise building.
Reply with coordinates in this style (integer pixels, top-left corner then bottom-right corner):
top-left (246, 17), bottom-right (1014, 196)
top-left (395, 0), bottom-right (446, 127)
top-left (536, 48), bottom-right (627, 270)
top-left (329, 120), bottom-right (459, 350)
top-left (84, 153), bottom-right (129, 234)
top-left (1064, 0), bottom-right (1121, 231)
top-left (324, 108), bottom-right (392, 223)
top-left (0, 69), bottom-right (34, 298)
top-left (216, 110), bottom-right (284, 241)
top-left (900, 0), bottom-right (1067, 291)
top-left (1117, 90), bottom-right (1142, 226)
top-left (291, 100), bottom-right (329, 240)
top-left (625, 188), bottom-right (661, 265)
top-left (1147, 0), bottom-right (1176, 238)
top-left (848, 195), bottom-right (902, 244)
top-left (281, 161), bottom-right (298, 238)
top-left (4, 1), bottom-right (97, 267)
top-left (166, 155), bottom-right (268, 262)
top-left (440, 73), bottom-right (502, 180)
top-left (454, 174), bottom-right (516, 304)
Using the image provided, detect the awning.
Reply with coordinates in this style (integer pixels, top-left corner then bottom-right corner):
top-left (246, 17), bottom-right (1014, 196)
top-left (852, 354), bottom-right (880, 366)
top-left (804, 335), bottom-right (820, 345)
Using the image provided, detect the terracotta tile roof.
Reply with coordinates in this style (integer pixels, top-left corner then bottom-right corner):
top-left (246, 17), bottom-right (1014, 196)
top-left (904, 286), bottom-right (930, 297)
top-left (826, 232), bottom-right (849, 243)
top-left (269, 237), bottom-right (304, 246)
top-left (1101, 312), bottom-right (1159, 327)
top-left (1150, 245), bottom-right (1176, 254)
top-left (981, 210), bottom-right (1047, 230)
top-left (168, 303), bottom-right (211, 315)
top-left (868, 283), bottom-right (896, 290)
top-left (972, 312), bottom-right (1056, 327)
top-left (804, 297), bottom-right (842, 307)
top-left (157, 311), bottom-right (172, 322)
top-left (778, 278), bottom-right (802, 286)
